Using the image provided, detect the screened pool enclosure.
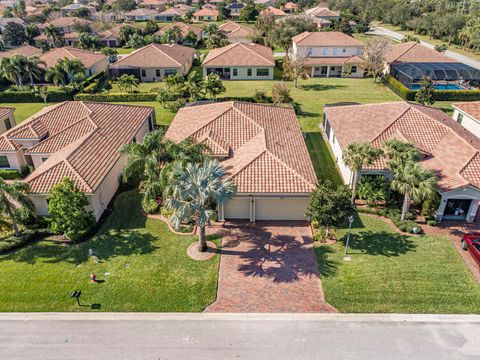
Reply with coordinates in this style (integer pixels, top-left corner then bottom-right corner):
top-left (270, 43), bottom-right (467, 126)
top-left (390, 62), bottom-right (480, 90)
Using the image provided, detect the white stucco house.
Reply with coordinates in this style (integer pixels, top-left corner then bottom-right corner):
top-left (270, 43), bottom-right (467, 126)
top-left (323, 101), bottom-right (480, 223)
top-left (202, 43), bottom-right (275, 80)
top-left (0, 102), bottom-right (155, 221)
top-left (291, 31), bottom-right (364, 78)
top-left (452, 102), bottom-right (480, 139)
top-left (165, 102), bottom-right (317, 221)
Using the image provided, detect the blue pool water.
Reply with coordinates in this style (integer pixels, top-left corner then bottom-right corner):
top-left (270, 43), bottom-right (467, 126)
top-left (410, 83), bottom-right (464, 90)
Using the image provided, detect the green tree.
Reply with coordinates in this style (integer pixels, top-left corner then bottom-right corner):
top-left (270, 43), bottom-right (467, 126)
top-left (239, 2), bottom-right (258, 22)
top-left (434, 43), bottom-right (448, 53)
top-left (45, 63), bottom-right (67, 87)
top-left (342, 142), bottom-right (383, 204)
top-left (165, 159), bottom-right (236, 252)
top-left (184, 30), bottom-right (198, 46)
top-left (282, 55), bottom-right (309, 88)
top-left (70, 7), bottom-right (91, 18)
top-left (271, 16), bottom-right (317, 52)
top-left (127, 33), bottom-right (146, 49)
top-left (391, 162), bottom-right (437, 222)
top-left (101, 47), bottom-right (118, 63)
top-left (415, 77), bottom-right (435, 105)
top-left (203, 73), bottom-right (225, 99)
top-left (0, 178), bottom-right (35, 237)
top-left (306, 180), bottom-right (356, 239)
top-left (161, 25), bottom-right (182, 44)
top-left (34, 86), bottom-right (49, 104)
top-left (144, 19), bottom-right (159, 35)
top-left (271, 82), bottom-right (293, 104)
top-left (182, 71), bottom-right (205, 102)
top-left (115, 0), bottom-right (136, 11)
top-left (23, 56), bottom-right (46, 86)
top-left (25, 24), bottom-right (40, 45)
top-left (2, 22), bottom-right (27, 47)
top-left (383, 139), bottom-right (419, 173)
top-left (116, 73), bottom-right (139, 93)
top-left (0, 55), bottom-right (26, 88)
top-left (76, 32), bottom-right (101, 51)
top-left (47, 177), bottom-right (95, 240)
top-left (362, 38), bottom-right (390, 82)
top-left (44, 24), bottom-right (63, 48)
top-left (204, 23), bottom-right (229, 49)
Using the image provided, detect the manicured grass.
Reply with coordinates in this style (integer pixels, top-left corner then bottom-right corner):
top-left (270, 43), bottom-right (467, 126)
top-left (316, 214), bottom-right (480, 313)
top-left (353, 33), bottom-right (399, 45)
top-left (0, 190), bottom-right (220, 312)
top-left (117, 48), bottom-right (135, 54)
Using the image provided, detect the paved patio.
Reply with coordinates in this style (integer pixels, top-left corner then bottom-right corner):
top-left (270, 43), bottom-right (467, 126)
top-left (205, 221), bottom-right (337, 313)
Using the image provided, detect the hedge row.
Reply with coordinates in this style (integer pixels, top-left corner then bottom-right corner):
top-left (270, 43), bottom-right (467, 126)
top-left (0, 89), bottom-right (75, 103)
top-left (74, 93), bottom-right (268, 103)
top-left (0, 169), bottom-right (20, 180)
top-left (0, 229), bottom-right (50, 254)
top-left (383, 74), bottom-right (480, 101)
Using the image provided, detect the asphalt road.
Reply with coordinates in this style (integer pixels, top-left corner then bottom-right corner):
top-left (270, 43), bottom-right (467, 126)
top-left (370, 26), bottom-right (480, 70)
top-left (1, 313), bottom-right (480, 359)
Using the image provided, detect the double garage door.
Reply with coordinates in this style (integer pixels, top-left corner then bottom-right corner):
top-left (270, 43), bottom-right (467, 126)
top-left (224, 197), bottom-right (309, 221)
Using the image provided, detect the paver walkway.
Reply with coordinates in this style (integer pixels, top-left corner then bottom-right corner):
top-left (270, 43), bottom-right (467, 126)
top-left (205, 221), bottom-right (337, 313)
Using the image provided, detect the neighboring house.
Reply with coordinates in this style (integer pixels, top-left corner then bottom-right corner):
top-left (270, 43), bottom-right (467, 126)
top-left (60, 3), bottom-right (95, 16)
top-left (0, 101), bottom-right (155, 221)
top-left (324, 101), bottom-right (480, 223)
top-left (0, 107), bottom-right (15, 135)
top-left (0, 45), bottom-right (42, 58)
top-left (98, 26), bottom-right (122, 47)
top-left (156, 7), bottom-right (187, 21)
top-left (165, 101), bottom-right (317, 221)
top-left (261, 6), bottom-right (287, 18)
top-left (109, 43), bottom-right (194, 82)
top-left (124, 8), bottom-right (159, 21)
top-left (218, 21), bottom-right (255, 44)
top-left (282, 2), bottom-right (298, 14)
top-left (0, 17), bottom-right (24, 31)
top-left (291, 31), bottom-right (364, 78)
top-left (139, 0), bottom-right (167, 11)
top-left (384, 42), bottom-right (480, 89)
top-left (39, 47), bottom-right (108, 78)
top-left (452, 102), bottom-right (480, 138)
top-left (34, 17), bottom-right (92, 47)
top-left (226, 2), bottom-right (245, 18)
top-left (91, 10), bottom-right (124, 22)
top-left (254, 0), bottom-right (275, 7)
top-left (193, 7), bottom-right (219, 21)
top-left (202, 42), bottom-right (275, 80)
top-left (154, 22), bottom-right (202, 44)
top-left (304, 6), bottom-right (340, 28)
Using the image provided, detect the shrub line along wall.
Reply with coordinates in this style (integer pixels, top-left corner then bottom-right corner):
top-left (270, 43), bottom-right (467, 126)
top-left (383, 74), bottom-right (480, 101)
top-left (74, 93), bottom-right (270, 103)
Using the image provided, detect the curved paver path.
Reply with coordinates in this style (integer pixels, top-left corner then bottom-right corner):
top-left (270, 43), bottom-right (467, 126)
top-left (205, 221), bottom-right (337, 313)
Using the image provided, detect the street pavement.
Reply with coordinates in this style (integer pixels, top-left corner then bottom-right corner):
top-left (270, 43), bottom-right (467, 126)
top-left (370, 26), bottom-right (480, 70)
top-left (1, 313), bottom-right (480, 359)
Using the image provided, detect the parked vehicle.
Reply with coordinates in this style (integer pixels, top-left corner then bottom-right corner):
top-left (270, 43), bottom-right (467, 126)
top-left (461, 234), bottom-right (480, 269)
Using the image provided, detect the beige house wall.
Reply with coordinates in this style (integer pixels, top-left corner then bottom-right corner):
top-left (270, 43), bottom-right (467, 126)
top-left (203, 66), bottom-right (274, 80)
top-left (86, 58), bottom-right (108, 77)
top-left (452, 108), bottom-right (480, 139)
top-left (0, 114), bottom-right (16, 135)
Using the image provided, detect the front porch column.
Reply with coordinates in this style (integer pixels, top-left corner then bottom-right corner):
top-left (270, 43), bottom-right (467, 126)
top-left (311, 66), bottom-right (314, 77)
top-left (218, 203), bottom-right (225, 221)
top-left (249, 197), bottom-right (255, 223)
top-left (326, 66), bottom-right (331, 78)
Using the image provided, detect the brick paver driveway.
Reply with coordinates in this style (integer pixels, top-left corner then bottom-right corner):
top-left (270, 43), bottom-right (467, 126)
top-left (205, 221), bottom-right (337, 313)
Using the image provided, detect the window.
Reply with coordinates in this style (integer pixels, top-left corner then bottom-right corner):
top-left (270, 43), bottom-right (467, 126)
top-left (342, 48), bottom-right (346, 53)
top-left (232, 68), bottom-right (238, 77)
top-left (256, 68), bottom-right (269, 77)
top-left (4, 118), bottom-right (11, 130)
top-left (351, 66), bottom-right (357, 73)
top-left (0, 156), bottom-right (9, 168)
top-left (141, 69), bottom-right (146, 77)
top-left (322, 48), bottom-right (328, 56)
top-left (148, 115), bottom-right (154, 131)
top-left (332, 134), bottom-right (336, 144)
top-left (333, 48), bottom-right (338, 56)
top-left (306, 47), bottom-right (312, 55)
top-left (457, 113), bottom-right (464, 125)
top-left (164, 69), bottom-right (177, 76)
top-left (41, 157), bottom-right (49, 163)
top-left (247, 68), bottom-right (252, 76)
top-left (156, 69), bottom-right (161, 77)
top-left (331, 67), bottom-right (335, 71)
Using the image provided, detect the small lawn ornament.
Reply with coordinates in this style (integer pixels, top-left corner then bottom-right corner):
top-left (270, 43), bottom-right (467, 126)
top-left (90, 273), bottom-right (97, 283)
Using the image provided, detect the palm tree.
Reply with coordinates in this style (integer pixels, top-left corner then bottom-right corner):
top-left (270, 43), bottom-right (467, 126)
top-left (391, 162), bottom-right (437, 221)
top-left (164, 73), bottom-right (184, 92)
top-left (204, 73), bottom-right (226, 100)
top-left (384, 139), bottom-right (420, 172)
top-left (58, 58), bottom-right (85, 80)
top-left (182, 71), bottom-right (205, 102)
top-left (0, 178), bottom-right (35, 237)
top-left (45, 63), bottom-right (67, 87)
top-left (0, 55), bottom-right (26, 88)
top-left (23, 56), bottom-right (46, 86)
top-left (44, 24), bottom-right (63, 47)
top-left (342, 142), bottom-right (383, 204)
top-left (116, 74), bottom-right (139, 93)
top-left (165, 159), bottom-right (236, 252)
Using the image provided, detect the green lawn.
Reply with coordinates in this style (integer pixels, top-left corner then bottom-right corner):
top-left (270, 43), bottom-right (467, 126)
top-left (353, 33), bottom-right (399, 45)
top-left (0, 191), bottom-right (220, 312)
top-left (317, 214), bottom-right (480, 313)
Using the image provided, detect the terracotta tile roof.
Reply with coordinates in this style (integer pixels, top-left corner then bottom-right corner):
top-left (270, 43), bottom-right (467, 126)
top-left (99, 26), bottom-right (122, 39)
top-left (324, 101), bottom-right (480, 192)
top-left (15, 102), bottom-right (154, 194)
top-left (304, 6), bottom-right (339, 17)
top-left (158, 7), bottom-right (186, 16)
top-left (453, 101), bottom-right (480, 122)
top-left (39, 47), bottom-right (107, 68)
top-left (110, 43), bottom-right (194, 68)
top-left (193, 7), bottom-right (218, 16)
top-left (284, 2), bottom-right (298, 9)
top-left (304, 56), bottom-right (364, 66)
top-left (0, 45), bottom-right (42, 58)
top-left (202, 42), bottom-right (275, 67)
top-left (261, 6), bottom-right (287, 16)
top-left (293, 31), bottom-right (363, 47)
top-left (154, 22), bottom-right (202, 38)
top-left (124, 8), bottom-right (158, 16)
top-left (45, 16), bottom-right (91, 28)
top-left (165, 102), bottom-right (317, 194)
top-left (0, 107), bottom-right (14, 119)
top-left (385, 42), bottom-right (456, 63)
top-left (218, 21), bottom-right (254, 39)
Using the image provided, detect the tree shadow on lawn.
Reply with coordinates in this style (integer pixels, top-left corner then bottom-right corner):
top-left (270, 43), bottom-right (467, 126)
top-left (299, 84), bottom-right (347, 91)
top-left (315, 245), bottom-right (338, 278)
top-left (339, 230), bottom-right (417, 257)
top-left (1, 229), bottom-right (158, 265)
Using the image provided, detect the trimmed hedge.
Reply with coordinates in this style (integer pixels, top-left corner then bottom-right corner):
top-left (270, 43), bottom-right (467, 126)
top-left (0, 89), bottom-right (75, 103)
top-left (0, 169), bottom-right (20, 180)
top-left (0, 229), bottom-right (50, 254)
top-left (74, 92), bottom-right (158, 102)
top-left (383, 74), bottom-right (480, 101)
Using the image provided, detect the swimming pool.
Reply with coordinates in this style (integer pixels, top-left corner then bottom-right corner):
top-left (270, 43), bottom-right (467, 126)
top-left (410, 83), bottom-right (465, 90)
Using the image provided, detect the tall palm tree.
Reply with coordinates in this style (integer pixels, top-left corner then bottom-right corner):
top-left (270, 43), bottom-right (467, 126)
top-left (45, 63), bottom-right (67, 87)
top-left (0, 55), bottom-right (27, 88)
top-left (23, 56), bottom-right (46, 86)
top-left (58, 58), bottom-right (85, 81)
top-left (342, 142), bottom-right (383, 204)
top-left (165, 159), bottom-right (236, 252)
top-left (44, 24), bottom-right (63, 47)
top-left (182, 71), bottom-right (205, 102)
top-left (0, 178), bottom-right (35, 237)
top-left (383, 139), bottom-right (420, 172)
top-left (391, 162), bottom-right (437, 221)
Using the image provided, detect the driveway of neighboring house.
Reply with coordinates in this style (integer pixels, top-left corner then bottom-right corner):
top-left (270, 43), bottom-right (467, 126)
top-left (205, 221), bottom-right (337, 313)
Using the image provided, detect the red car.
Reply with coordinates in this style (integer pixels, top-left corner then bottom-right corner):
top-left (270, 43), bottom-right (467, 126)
top-left (461, 234), bottom-right (480, 269)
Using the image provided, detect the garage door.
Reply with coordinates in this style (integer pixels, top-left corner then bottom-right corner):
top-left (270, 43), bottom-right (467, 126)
top-left (224, 198), bottom-right (250, 219)
top-left (255, 198), bottom-right (309, 221)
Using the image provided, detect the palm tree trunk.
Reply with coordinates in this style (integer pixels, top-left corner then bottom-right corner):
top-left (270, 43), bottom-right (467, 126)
top-left (198, 225), bottom-right (207, 252)
top-left (7, 205), bottom-right (20, 237)
top-left (30, 73), bottom-right (34, 87)
top-left (400, 193), bottom-right (411, 222)
top-left (351, 170), bottom-right (360, 204)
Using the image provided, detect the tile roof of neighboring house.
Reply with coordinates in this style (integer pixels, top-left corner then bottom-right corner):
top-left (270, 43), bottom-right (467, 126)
top-left (453, 101), bottom-right (480, 122)
top-left (154, 22), bottom-right (202, 38)
top-left (110, 43), bottom-right (194, 68)
top-left (158, 7), bottom-right (186, 16)
top-left (44, 16), bottom-right (90, 28)
top-left (193, 7), bottom-right (218, 16)
top-left (292, 31), bottom-right (363, 47)
top-left (385, 41), bottom-right (456, 63)
top-left (324, 101), bottom-right (480, 192)
top-left (218, 21), bottom-right (254, 39)
top-left (141, 0), bottom-right (166, 4)
top-left (304, 6), bottom-right (339, 17)
top-left (284, 2), bottom-right (298, 9)
top-left (39, 47), bottom-right (107, 68)
top-left (63, 31), bottom-right (81, 40)
top-left (262, 6), bottom-right (287, 16)
top-left (99, 25), bottom-right (122, 39)
top-left (304, 56), bottom-right (364, 66)
top-left (165, 102), bottom-right (317, 194)
top-left (62, 3), bottom-right (94, 10)
top-left (0, 17), bottom-right (24, 27)
top-left (124, 8), bottom-right (158, 16)
top-left (202, 42), bottom-right (275, 67)
top-left (0, 101), bottom-right (153, 194)
top-left (0, 45), bottom-right (42, 58)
